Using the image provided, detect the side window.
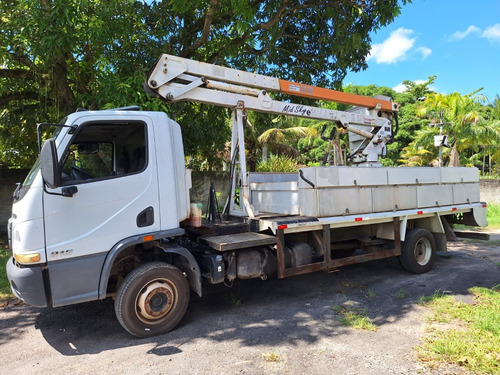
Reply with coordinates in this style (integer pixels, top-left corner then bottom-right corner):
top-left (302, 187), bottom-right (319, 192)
top-left (62, 142), bottom-right (113, 181)
top-left (61, 121), bottom-right (147, 184)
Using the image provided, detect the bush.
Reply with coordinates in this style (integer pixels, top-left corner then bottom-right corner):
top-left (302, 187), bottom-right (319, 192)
top-left (256, 155), bottom-right (298, 172)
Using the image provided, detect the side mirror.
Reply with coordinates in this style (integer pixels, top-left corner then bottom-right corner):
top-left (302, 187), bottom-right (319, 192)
top-left (40, 138), bottom-right (61, 189)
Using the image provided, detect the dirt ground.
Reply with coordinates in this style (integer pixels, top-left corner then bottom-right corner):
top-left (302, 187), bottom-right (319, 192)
top-left (1, 234), bottom-right (499, 375)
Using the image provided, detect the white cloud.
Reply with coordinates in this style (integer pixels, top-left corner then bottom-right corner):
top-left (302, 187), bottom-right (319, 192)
top-left (448, 24), bottom-right (500, 43)
top-left (392, 83), bottom-right (407, 93)
top-left (367, 27), bottom-right (415, 64)
top-left (393, 80), bottom-right (436, 93)
top-left (481, 24), bottom-right (500, 42)
top-left (449, 25), bottom-right (481, 41)
top-left (417, 46), bottom-right (432, 60)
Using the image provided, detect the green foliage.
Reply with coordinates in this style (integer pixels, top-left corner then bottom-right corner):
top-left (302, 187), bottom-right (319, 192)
top-left (3, 1), bottom-right (497, 172)
top-left (1, 0), bottom-right (409, 169)
top-left (486, 203), bottom-right (500, 228)
top-left (332, 304), bottom-right (377, 331)
top-left (261, 350), bottom-right (281, 363)
top-left (398, 145), bottom-right (435, 166)
top-left (0, 234), bottom-right (12, 299)
top-left (256, 115), bottom-right (319, 169)
top-left (257, 154), bottom-right (298, 173)
top-left (418, 290), bottom-right (446, 305)
top-left (169, 103), bottom-right (231, 170)
top-left (395, 288), bottom-right (408, 299)
top-left (410, 91), bottom-right (500, 168)
top-left (298, 135), bottom-right (330, 165)
top-left (400, 75), bottom-right (437, 101)
top-left (227, 291), bottom-right (243, 308)
top-left (417, 286), bottom-right (500, 374)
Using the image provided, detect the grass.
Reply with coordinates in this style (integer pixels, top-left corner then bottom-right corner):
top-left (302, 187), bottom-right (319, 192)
top-left (486, 203), bottom-right (500, 228)
top-left (480, 174), bottom-right (500, 180)
top-left (464, 238), bottom-right (500, 247)
top-left (417, 286), bottom-right (500, 374)
top-left (418, 289), bottom-right (446, 305)
top-left (227, 291), bottom-right (243, 307)
top-left (395, 288), bottom-right (408, 299)
top-left (261, 350), bottom-right (281, 362)
top-left (0, 233), bottom-right (13, 300)
top-left (332, 304), bottom-right (377, 331)
top-left (364, 288), bottom-right (377, 299)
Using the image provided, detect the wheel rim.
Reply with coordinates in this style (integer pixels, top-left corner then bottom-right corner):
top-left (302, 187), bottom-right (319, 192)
top-left (413, 237), bottom-right (432, 266)
top-left (135, 279), bottom-right (177, 324)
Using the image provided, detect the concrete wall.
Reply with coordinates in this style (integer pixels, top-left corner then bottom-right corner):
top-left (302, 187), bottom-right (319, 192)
top-left (479, 179), bottom-right (500, 204)
top-left (190, 171), bottom-right (231, 212)
top-left (0, 169), bottom-right (29, 233)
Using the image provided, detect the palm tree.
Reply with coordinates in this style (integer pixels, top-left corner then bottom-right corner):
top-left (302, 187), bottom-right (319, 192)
top-left (413, 91), bottom-right (500, 167)
top-left (398, 144), bottom-right (435, 166)
top-left (257, 116), bottom-right (318, 163)
top-left (483, 95), bottom-right (500, 173)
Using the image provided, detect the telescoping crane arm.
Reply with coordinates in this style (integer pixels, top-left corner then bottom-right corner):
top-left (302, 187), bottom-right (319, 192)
top-left (146, 54), bottom-right (399, 164)
top-left (146, 54), bottom-right (399, 217)
top-left (146, 54), bottom-right (398, 112)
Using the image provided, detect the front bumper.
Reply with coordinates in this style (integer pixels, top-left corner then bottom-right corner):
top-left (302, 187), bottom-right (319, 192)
top-left (6, 257), bottom-right (48, 308)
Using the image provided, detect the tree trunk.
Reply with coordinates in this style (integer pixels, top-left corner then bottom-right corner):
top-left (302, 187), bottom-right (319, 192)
top-left (482, 146), bottom-right (486, 174)
top-left (51, 55), bottom-right (76, 115)
top-left (449, 144), bottom-right (460, 167)
top-left (262, 144), bottom-right (268, 163)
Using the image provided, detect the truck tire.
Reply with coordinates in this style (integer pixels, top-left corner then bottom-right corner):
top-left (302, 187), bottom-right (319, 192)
top-left (115, 262), bottom-right (190, 338)
top-left (400, 228), bottom-right (436, 274)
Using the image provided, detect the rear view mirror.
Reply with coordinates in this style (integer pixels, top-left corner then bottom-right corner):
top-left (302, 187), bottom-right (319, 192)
top-left (40, 138), bottom-right (61, 189)
top-left (78, 143), bottom-right (99, 154)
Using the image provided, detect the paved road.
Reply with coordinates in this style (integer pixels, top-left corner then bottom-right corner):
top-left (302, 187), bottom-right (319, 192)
top-left (1, 239), bottom-right (498, 375)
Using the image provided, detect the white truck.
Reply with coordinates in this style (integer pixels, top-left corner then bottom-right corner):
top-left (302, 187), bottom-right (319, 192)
top-left (7, 55), bottom-right (487, 337)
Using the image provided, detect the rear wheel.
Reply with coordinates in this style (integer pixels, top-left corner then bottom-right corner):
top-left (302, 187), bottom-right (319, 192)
top-left (400, 228), bottom-right (436, 274)
top-left (115, 262), bottom-right (190, 338)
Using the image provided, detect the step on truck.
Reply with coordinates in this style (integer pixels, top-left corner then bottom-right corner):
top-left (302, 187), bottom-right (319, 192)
top-left (7, 54), bottom-right (487, 337)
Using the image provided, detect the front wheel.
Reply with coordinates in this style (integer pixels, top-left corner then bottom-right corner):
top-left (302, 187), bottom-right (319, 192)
top-left (115, 262), bottom-right (190, 338)
top-left (400, 228), bottom-right (436, 274)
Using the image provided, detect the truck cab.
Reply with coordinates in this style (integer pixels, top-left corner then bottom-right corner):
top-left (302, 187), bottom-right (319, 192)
top-left (7, 109), bottom-right (191, 309)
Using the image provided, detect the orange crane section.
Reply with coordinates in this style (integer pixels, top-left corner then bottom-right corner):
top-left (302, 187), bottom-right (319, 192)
top-left (278, 79), bottom-right (398, 112)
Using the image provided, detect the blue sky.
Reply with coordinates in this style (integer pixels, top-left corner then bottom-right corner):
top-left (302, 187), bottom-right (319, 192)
top-left (343, 0), bottom-right (500, 101)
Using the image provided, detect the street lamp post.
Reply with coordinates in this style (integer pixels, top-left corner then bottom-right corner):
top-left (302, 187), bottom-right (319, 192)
top-left (431, 122), bottom-right (452, 167)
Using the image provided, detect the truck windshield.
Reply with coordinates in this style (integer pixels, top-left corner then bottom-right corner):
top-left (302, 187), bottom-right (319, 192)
top-left (22, 157), bottom-right (41, 187)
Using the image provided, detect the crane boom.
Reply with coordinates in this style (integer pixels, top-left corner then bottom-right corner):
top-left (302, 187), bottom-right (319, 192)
top-left (146, 54), bottom-right (397, 164)
top-left (146, 53), bottom-right (399, 161)
top-left (147, 54), bottom-right (398, 112)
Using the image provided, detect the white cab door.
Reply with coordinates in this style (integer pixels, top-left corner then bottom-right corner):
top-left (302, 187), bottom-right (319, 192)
top-left (43, 114), bottom-right (160, 262)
